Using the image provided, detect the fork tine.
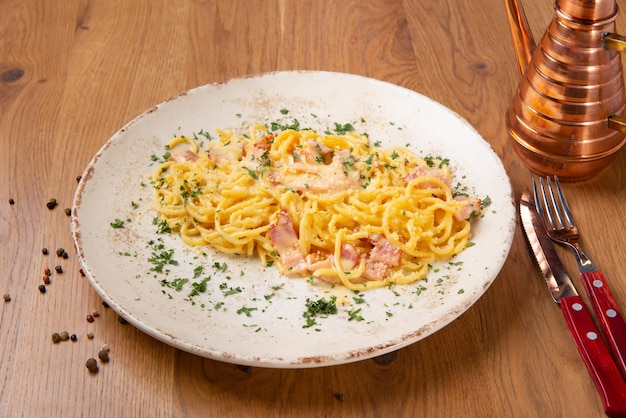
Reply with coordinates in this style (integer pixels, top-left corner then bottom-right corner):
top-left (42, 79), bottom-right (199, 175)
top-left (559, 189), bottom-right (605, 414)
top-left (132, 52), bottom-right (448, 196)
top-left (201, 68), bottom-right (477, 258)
top-left (534, 177), bottom-right (556, 230)
top-left (552, 176), bottom-right (576, 229)
top-left (545, 176), bottom-right (566, 230)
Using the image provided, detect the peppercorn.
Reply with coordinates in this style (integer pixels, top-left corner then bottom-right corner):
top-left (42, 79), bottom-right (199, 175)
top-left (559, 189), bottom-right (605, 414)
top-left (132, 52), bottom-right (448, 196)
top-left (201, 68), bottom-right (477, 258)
top-left (64, 208), bottom-right (71, 216)
top-left (70, 334), bottom-right (77, 342)
top-left (38, 284), bottom-right (46, 293)
top-left (79, 268), bottom-right (85, 276)
top-left (55, 248), bottom-right (68, 258)
top-left (42, 276), bottom-right (51, 285)
top-left (86, 332), bottom-right (94, 339)
top-left (60, 331), bottom-right (69, 341)
top-left (3, 293), bottom-right (10, 302)
top-left (117, 316), bottom-right (128, 325)
top-left (102, 301), bottom-right (109, 308)
top-left (62, 252), bottom-right (69, 259)
top-left (42, 248), bottom-right (49, 255)
top-left (333, 393), bottom-right (346, 402)
top-left (9, 198), bottom-right (15, 205)
top-left (100, 344), bottom-right (110, 352)
top-left (54, 265), bottom-right (63, 274)
top-left (44, 268), bottom-right (51, 276)
top-left (86, 314), bottom-right (94, 323)
top-left (51, 332), bottom-right (61, 344)
top-left (46, 198), bottom-right (58, 210)
top-left (98, 350), bottom-right (110, 363)
top-left (91, 310), bottom-right (99, 318)
top-left (86, 358), bottom-right (98, 373)
top-left (76, 175), bottom-right (82, 183)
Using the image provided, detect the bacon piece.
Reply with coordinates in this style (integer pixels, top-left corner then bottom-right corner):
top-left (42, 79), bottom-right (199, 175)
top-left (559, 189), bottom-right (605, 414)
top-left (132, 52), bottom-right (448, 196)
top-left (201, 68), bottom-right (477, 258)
top-left (305, 245), bottom-right (360, 273)
top-left (368, 235), bottom-right (402, 266)
top-left (306, 244), bottom-right (361, 284)
top-left (362, 235), bottom-right (402, 281)
top-left (403, 166), bottom-right (451, 188)
top-left (170, 149), bottom-right (198, 163)
top-left (269, 210), bottom-right (308, 276)
top-left (453, 196), bottom-right (482, 221)
top-left (269, 148), bottom-right (360, 193)
top-left (362, 261), bottom-right (390, 282)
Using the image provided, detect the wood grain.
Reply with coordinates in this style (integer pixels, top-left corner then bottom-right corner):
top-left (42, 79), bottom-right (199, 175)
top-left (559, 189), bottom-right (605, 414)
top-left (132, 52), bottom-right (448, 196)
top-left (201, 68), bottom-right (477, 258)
top-left (1, 0), bottom-right (624, 417)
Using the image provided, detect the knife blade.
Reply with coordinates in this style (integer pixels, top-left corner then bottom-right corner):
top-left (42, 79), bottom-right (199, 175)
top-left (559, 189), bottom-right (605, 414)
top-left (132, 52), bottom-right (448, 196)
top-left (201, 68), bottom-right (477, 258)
top-left (520, 190), bottom-right (626, 417)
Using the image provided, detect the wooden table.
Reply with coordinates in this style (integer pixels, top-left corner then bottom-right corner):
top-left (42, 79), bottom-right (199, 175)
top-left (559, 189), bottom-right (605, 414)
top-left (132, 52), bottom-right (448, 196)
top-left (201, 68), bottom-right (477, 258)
top-left (1, 0), bottom-right (625, 416)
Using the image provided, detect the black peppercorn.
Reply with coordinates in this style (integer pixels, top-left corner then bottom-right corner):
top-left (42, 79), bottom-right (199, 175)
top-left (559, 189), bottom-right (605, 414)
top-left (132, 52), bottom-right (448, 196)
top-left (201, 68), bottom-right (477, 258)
top-left (86, 358), bottom-right (98, 373)
top-left (38, 284), bottom-right (46, 293)
top-left (98, 350), bottom-right (110, 363)
top-left (9, 198), bottom-right (15, 205)
top-left (70, 334), bottom-right (77, 342)
top-left (54, 265), bottom-right (63, 274)
top-left (42, 248), bottom-right (49, 255)
top-left (46, 198), bottom-right (58, 210)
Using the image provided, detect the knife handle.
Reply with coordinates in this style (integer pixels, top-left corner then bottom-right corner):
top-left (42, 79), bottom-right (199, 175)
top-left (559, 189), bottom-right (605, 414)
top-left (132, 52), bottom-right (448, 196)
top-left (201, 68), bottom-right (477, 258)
top-left (580, 270), bottom-right (626, 382)
top-left (560, 295), bottom-right (626, 417)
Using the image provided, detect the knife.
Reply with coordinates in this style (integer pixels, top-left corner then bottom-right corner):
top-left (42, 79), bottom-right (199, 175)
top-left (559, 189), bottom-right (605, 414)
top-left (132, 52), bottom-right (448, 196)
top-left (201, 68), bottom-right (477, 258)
top-left (520, 190), bottom-right (626, 417)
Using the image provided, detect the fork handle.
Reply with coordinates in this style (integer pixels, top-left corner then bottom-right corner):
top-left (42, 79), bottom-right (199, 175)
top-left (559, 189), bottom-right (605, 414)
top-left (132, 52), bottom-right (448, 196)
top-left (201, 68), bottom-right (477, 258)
top-left (580, 270), bottom-right (626, 381)
top-left (561, 295), bottom-right (626, 417)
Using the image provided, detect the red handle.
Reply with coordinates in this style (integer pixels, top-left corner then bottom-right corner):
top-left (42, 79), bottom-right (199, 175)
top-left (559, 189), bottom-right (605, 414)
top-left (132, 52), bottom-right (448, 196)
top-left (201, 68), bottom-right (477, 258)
top-left (560, 295), bottom-right (626, 417)
top-left (580, 270), bottom-right (626, 381)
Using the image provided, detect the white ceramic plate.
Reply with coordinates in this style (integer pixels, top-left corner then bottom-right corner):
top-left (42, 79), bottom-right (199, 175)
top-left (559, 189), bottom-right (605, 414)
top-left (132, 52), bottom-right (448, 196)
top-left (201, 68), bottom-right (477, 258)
top-left (72, 71), bottom-right (515, 368)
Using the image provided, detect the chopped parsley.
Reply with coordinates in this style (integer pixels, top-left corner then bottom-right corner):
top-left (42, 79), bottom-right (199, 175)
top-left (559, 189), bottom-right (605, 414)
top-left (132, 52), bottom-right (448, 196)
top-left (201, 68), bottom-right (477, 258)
top-left (110, 218), bottom-right (125, 229)
top-left (302, 296), bottom-right (337, 328)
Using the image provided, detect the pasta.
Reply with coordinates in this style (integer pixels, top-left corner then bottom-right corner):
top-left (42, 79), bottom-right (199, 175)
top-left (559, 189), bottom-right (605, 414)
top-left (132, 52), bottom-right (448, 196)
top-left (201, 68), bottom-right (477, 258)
top-left (150, 123), bottom-right (483, 290)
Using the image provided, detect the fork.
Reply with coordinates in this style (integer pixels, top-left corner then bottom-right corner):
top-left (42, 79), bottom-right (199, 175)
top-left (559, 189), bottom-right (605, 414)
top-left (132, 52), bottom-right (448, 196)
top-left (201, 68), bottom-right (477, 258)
top-left (534, 176), bottom-right (626, 381)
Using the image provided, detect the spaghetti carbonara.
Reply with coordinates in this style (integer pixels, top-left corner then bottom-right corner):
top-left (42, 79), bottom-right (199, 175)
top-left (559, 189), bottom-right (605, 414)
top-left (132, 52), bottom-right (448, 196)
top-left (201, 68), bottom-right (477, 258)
top-left (150, 123), bottom-right (483, 290)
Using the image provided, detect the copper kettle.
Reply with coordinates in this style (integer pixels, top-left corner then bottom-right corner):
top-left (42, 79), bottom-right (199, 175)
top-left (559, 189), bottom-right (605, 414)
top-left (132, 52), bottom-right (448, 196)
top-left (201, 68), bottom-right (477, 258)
top-left (505, 0), bottom-right (626, 181)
